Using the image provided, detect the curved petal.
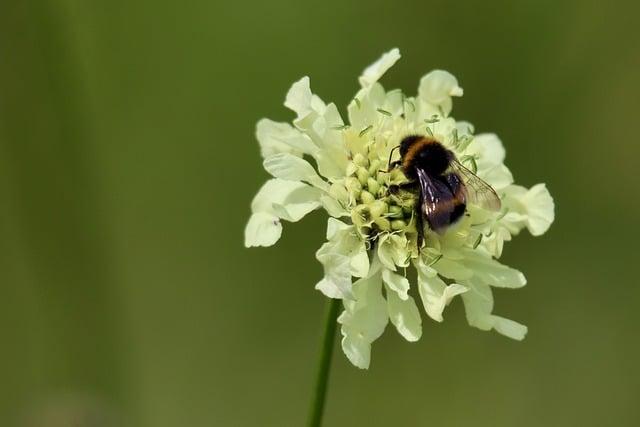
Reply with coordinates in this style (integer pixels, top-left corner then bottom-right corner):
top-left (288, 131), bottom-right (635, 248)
top-left (244, 212), bottom-right (282, 248)
top-left (377, 234), bottom-right (410, 271)
top-left (417, 270), bottom-right (467, 322)
top-left (467, 133), bottom-right (506, 169)
top-left (315, 251), bottom-right (352, 299)
top-left (492, 316), bottom-right (528, 340)
top-left (522, 184), bottom-right (555, 236)
top-left (481, 164), bottom-right (514, 191)
top-left (461, 249), bottom-right (527, 288)
top-left (504, 184), bottom-right (555, 236)
top-left (340, 334), bottom-right (371, 370)
top-left (386, 290), bottom-right (422, 342)
top-left (358, 48), bottom-right (401, 87)
top-left (432, 256), bottom-right (473, 281)
top-left (246, 179), bottom-right (320, 247)
top-left (256, 119), bottom-right (316, 158)
top-left (460, 278), bottom-right (527, 340)
top-left (284, 76), bottom-right (313, 118)
top-left (251, 178), bottom-right (321, 219)
top-left (418, 70), bottom-right (463, 115)
top-left (338, 273), bottom-right (388, 369)
top-left (271, 185), bottom-right (322, 222)
top-left (263, 153), bottom-right (329, 191)
top-left (382, 268), bottom-right (410, 300)
top-left (350, 243), bottom-right (370, 278)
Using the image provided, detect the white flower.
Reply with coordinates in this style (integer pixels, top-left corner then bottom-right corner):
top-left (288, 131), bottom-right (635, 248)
top-left (245, 49), bottom-right (555, 369)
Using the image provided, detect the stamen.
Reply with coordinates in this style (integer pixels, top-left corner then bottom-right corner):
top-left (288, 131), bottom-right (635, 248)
top-left (359, 125), bottom-right (373, 137)
top-left (404, 99), bottom-right (416, 112)
top-left (472, 234), bottom-right (483, 249)
top-left (427, 254), bottom-right (443, 267)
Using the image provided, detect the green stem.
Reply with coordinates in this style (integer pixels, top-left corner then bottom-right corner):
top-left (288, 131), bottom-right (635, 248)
top-left (307, 298), bottom-right (341, 427)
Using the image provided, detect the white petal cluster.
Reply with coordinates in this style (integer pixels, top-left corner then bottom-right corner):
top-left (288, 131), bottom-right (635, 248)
top-left (245, 49), bottom-right (555, 369)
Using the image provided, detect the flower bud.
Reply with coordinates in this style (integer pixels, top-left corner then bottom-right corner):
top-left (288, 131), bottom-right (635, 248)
top-left (401, 196), bottom-right (416, 214)
top-left (374, 217), bottom-right (391, 231)
top-left (391, 219), bottom-right (407, 231)
top-left (351, 204), bottom-right (371, 227)
top-left (368, 159), bottom-right (381, 176)
top-left (388, 205), bottom-right (403, 218)
top-left (357, 167), bottom-right (370, 186)
top-left (366, 177), bottom-right (380, 195)
top-left (360, 190), bottom-right (375, 204)
top-left (345, 161), bottom-right (358, 177)
top-left (345, 177), bottom-right (362, 194)
top-left (369, 200), bottom-right (388, 219)
top-left (353, 153), bottom-right (368, 167)
top-left (356, 225), bottom-right (372, 240)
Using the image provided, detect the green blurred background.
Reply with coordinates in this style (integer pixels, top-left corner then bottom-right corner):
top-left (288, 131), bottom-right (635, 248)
top-left (1, 0), bottom-right (639, 426)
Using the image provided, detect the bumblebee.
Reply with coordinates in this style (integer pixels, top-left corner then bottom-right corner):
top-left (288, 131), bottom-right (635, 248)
top-left (387, 135), bottom-right (501, 247)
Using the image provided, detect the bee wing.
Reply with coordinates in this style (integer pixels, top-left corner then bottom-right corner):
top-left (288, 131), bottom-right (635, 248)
top-left (416, 168), bottom-right (457, 232)
top-left (449, 159), bottom-right (501, 211)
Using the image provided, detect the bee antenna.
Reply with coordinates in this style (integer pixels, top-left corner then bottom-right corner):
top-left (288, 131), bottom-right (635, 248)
top-left (380, 145), bottom-right (400, 173)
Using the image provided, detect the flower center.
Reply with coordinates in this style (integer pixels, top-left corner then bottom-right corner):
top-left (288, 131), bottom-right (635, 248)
top-left (344, 151), bottom-right (417, 241)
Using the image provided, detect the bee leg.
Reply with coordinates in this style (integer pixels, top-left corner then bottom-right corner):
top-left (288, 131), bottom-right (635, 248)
top-left (387, 181), bottom-right (417, 195)
top-left (379, 160), bottom-right (402, 173)
top-left (415, 201), bottom-right (425, 250)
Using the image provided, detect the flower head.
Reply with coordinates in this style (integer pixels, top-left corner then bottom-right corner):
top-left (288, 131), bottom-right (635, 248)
top-left (245, 49), bottom-right (555, 369)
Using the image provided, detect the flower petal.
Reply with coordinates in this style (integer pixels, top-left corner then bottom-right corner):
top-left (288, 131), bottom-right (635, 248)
top-left (326, 217), bottom-right (350, 240)
top-left (492, 316), bottom-right (528, 340)
top-left (417, 269), bottom-right (467, 322)
top-left (382, 268), bottom-right (410, 300)
top-left (263, 153), bottom-right (329, 191)
top-left (460, 279), bottom-right (494, 330)
top-left (318, 219), bottom-right (370, 280)
top-left (433, 256), bottom-right (473, 281)
top-left (246, 179), bottom-right (320, 246)
top-left (244, 212), bottom-right (282, 248)
top-left (481, 164), bottom-right (514, 190)
top-left (466, 133), bottom-right (506, 169)
top-left (284, 76), bottom-right (313, 118)
top-left (271, 184), bottom-right (322, 222)
top-left (339, 273), bottom-right (388, 369)
top-left (350, 244), bottom-right (370, 278)
top-left (315, 251), bottom-right (352, 299)
top-left (522, 184), bottom-right (555, 236)
top-left (340, 334), bottom-right (371, 369)
top-left (386, 290), bottom-right (422, 342)
top-left (358, 48), bottom-right (401, 87)
top-left (251, 178), bottom-right (321, 221)
top-left (461, 249), bottom-right (527, 289)
top-left (504, 184), bottom-right (555, 236)
top-left (418, 70), bottom-right (463, 115)
top-left (256, 119), bottom-right (316, 158)
top-left (460, 278), bottom-right (527, 340)
top-left (377, 234), bottom-right (410, 271)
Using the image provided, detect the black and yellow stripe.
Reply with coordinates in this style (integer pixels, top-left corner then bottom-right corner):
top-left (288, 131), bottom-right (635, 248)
top-left (401, 136), bottom-right (437, 173)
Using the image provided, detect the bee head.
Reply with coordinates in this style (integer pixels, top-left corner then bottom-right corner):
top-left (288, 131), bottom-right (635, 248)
top-left (400, 135), bottom-right (452, 176)
top-left (417, 141), bottom-right (452, 175)
top-left (399, 135), bottom-right (423, 158)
